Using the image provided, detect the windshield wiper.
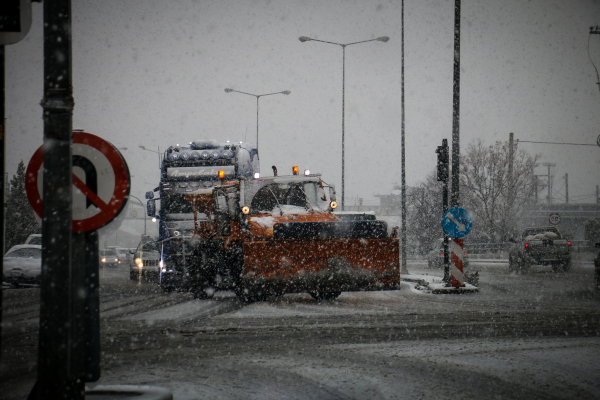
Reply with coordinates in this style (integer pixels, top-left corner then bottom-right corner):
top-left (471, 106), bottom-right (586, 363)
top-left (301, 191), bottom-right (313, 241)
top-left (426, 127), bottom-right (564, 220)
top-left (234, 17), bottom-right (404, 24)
top-left (267, 187), bottom-right (283, 216)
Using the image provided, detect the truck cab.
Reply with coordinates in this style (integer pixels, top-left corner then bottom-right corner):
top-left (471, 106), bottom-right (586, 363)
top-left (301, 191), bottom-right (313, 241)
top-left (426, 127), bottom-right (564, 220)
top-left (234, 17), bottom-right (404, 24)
top-left (145, 140), bottom-right (259, 285)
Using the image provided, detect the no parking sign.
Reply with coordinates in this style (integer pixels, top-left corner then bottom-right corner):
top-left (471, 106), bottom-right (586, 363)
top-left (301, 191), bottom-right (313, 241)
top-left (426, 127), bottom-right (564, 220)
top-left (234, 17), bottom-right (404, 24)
top-left (25, 131), bottom-right (130, 232)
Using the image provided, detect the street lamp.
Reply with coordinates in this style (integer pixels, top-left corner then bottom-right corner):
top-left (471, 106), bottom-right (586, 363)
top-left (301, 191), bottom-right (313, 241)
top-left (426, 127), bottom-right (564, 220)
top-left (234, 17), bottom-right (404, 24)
top-left (224, 88), bottom-right (291, 151)
top-left (129, 195), bottom-right (147, 236)
top-left (299, 35), bottom-right (389, 210)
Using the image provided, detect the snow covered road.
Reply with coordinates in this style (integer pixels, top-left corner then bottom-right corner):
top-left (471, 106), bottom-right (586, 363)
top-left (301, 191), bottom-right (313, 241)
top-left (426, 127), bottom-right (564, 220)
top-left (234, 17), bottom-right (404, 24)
top-left (2, 258), bottom-right (599, 399)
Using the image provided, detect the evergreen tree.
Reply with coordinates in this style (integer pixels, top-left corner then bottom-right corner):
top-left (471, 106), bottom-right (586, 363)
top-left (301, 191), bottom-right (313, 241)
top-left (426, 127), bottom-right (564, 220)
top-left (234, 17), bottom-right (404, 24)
top-left (5, 160), bottom-right (40, 251)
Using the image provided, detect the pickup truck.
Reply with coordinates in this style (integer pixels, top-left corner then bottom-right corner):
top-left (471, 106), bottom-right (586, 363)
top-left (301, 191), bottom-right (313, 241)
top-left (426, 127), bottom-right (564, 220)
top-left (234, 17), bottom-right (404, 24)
top-left (508, 226), bottom-right (571, 273)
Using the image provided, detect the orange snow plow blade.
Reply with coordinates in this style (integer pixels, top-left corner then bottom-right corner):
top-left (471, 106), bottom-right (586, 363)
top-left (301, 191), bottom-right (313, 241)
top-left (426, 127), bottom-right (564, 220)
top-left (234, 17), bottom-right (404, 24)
top-left (241, 237), bottom-right (400, 295)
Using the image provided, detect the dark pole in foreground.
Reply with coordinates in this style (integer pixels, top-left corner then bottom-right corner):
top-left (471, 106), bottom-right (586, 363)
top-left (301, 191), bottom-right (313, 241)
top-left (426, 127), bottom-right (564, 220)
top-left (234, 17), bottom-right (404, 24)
top-left (450, 0), bottom-right (461, 208)
top-left (31, 0), bottom-right (83, 398)
top-left (0, 44), bottom-right (4, 352)
top-left (400, 0), bottom-right (407, 273)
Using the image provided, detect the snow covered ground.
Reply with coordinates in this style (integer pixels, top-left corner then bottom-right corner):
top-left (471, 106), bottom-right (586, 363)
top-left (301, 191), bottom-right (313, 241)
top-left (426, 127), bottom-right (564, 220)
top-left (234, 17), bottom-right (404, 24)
top-left (3, 259), bottom-right (600, 400)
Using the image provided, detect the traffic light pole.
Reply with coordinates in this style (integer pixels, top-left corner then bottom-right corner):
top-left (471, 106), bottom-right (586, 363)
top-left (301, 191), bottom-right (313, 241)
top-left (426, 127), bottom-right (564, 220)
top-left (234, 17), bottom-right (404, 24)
top-left (450, 0), bottom-right (461, 208)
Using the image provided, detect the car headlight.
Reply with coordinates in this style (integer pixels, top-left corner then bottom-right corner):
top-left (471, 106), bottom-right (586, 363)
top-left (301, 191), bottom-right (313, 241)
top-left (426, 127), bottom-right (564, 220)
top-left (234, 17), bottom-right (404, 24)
top-left (101, 258), bottom-right (106, 262)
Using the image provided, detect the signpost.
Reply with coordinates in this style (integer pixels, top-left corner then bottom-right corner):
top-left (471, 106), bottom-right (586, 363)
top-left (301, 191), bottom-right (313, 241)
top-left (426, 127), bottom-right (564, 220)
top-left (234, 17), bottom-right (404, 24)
top-left (442, 207), bottom-right (472, 287)
top-left (26, 131), bottom-right (130, 396)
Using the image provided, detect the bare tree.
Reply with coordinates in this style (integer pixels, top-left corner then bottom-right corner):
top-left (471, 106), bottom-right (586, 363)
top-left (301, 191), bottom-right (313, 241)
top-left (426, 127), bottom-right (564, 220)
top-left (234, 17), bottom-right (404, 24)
top-left (402, 171), bottom-right (444, 254)
top-left (460, 139), bottom-right (539, 243)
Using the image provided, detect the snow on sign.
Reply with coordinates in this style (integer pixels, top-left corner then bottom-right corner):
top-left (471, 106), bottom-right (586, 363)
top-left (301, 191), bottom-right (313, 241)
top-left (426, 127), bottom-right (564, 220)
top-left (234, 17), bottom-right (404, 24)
top-left (549, 213), bottom-right (561, 225)
top-left (25, 131), bottom-right (130, 232)
top-left (442, 207), bottom-right (473, 239)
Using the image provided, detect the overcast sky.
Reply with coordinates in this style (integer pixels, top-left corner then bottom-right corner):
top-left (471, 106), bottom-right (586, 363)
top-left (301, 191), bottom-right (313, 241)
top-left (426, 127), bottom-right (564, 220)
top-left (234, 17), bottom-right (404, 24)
top-left (6, 0), bottom-right (600, 207)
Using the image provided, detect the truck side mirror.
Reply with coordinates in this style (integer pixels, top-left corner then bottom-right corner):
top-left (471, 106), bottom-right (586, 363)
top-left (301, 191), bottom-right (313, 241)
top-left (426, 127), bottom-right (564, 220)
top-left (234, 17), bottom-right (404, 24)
top-left (226, 188), bottom-right (239, 219)
top-left (328, 185), bottom-right (337, 210)
top-left (213, 190), bottom-right (231, 236)
top-left (147, 199), bottom-right (156, 217)
top-left (145, 191), bottom-right (154, 199)
top-left (329, 185), bottom-right (336, 203)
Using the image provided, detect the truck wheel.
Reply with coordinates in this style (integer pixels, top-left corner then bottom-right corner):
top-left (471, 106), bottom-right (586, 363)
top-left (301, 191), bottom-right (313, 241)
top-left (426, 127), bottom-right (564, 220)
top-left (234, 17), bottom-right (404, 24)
top-left (192, 287), bottom-right (215, 300)
top-left (508, 256), bottom-right (516, 272)
top-left (517, 256), bottom-right (530, 274)
top-left (563, 258), bottom-right (572, 272)
top-left (551, 263), bottom-right (561, 273)
top-left (161, 285), bottom-right (174, 293)
top-left (308, 291), bottom-right (341, 301)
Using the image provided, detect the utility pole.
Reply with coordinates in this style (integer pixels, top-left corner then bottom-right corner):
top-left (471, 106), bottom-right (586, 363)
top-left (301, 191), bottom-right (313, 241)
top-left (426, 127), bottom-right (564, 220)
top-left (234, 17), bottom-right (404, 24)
top-left (591, 26), bottom-right (600, 92)
top-left (508, 133), bottom-right (514, 209)
top-left (543, 162), bottom-right (556, 204)
top-left (564, 173), bottom-right (568, 204)
top-left (450, 0), bottom-right (461, 208)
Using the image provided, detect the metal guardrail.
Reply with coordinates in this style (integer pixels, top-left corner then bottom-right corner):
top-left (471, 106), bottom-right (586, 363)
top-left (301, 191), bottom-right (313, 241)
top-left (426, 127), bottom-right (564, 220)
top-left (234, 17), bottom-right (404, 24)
top-left (466, 240), bottom-right (594, 254)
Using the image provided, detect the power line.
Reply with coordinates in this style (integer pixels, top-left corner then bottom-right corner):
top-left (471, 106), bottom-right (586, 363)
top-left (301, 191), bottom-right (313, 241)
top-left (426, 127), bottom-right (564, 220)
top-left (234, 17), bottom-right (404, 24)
top-left (517, 139), bottom-right (597, 146)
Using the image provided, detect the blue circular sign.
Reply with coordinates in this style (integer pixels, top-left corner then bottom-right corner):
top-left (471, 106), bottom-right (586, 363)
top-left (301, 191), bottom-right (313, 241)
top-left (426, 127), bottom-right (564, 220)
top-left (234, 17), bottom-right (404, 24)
top-left (442, 207), bottom-right (473, 238)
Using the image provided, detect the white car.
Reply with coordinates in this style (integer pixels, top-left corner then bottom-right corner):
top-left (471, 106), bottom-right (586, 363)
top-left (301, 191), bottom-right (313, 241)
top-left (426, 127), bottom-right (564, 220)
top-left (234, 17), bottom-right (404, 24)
top-left (130, 238), bottom-right (161, 281)
top-left (3, 244), bottom-right (42, 287)
top-left (24, 234), bottom-right (42, 245)
top-left (100, 248), bottom-right (120, 268)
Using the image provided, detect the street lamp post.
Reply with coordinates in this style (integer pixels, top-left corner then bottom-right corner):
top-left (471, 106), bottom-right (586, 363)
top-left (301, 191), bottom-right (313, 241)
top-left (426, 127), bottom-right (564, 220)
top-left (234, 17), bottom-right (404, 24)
top-left (129, 195), bottom-right (147, 236)
top-left (224, 88), bottom-right (290, 152)
top-left (299, 35), bottom-right (389, 211)
top-left (139, 145), bottom-right (162, 168)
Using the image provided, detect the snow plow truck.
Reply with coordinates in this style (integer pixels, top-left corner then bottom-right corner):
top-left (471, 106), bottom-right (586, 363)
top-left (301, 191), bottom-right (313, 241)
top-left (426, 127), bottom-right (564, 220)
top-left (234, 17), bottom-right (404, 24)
top-left (157, 167), bottom-right (400, 302)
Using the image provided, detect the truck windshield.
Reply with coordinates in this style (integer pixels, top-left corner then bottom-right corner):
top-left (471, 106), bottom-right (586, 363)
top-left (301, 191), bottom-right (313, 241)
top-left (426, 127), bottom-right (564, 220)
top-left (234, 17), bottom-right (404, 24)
top-left (245, 180), bottom-right (328, 215)
top-left (162, 191), bottom-right (194, 214)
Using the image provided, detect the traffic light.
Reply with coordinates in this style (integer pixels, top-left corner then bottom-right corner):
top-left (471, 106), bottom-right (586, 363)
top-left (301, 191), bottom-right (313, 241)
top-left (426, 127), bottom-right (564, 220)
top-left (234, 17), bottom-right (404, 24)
top-left (436, 139), bottom-right (449, 183)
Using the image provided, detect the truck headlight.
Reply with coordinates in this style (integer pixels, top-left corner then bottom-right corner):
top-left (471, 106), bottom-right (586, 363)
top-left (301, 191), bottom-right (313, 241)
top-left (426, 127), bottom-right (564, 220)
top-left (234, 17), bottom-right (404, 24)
top-left (101, 258), bottom-right (106, 263)
top-left (330, 201), bottom-right (338, 209)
